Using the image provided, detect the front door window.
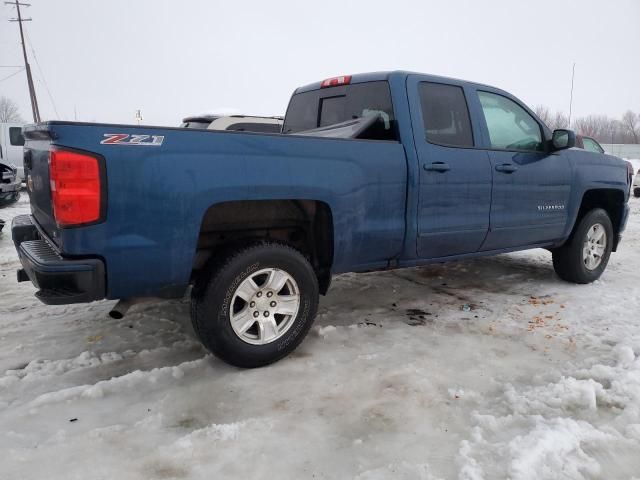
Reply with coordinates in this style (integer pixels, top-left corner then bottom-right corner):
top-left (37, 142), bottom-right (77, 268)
top-left (478, 91), bottom-right (543, 152)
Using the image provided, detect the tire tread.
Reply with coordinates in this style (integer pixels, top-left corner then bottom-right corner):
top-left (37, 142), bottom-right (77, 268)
top-left (191, 241), bottom-right (318, 367)
top-left (552, 208), bottom-right (613, 284)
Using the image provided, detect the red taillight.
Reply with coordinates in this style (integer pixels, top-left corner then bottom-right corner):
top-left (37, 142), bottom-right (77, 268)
top-left (49, 149), bottom-right (102, 226)
top-left (320, 75), bottom-right (352, 88)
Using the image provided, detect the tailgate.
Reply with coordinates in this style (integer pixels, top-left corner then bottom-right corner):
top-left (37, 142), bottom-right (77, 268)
top-left (23, 126), bottom-right (60, 243)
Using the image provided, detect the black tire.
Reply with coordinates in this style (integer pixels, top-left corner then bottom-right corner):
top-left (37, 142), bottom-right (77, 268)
top-left (552, 208), bottom-right (613, 284)
top-left (634, 187), bottom-right (640, 198)
top-left (191, 243), bottom-right (319, 368)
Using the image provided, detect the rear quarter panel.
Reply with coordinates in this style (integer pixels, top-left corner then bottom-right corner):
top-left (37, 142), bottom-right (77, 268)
top-left (46, 124), bottom-right (407, 299)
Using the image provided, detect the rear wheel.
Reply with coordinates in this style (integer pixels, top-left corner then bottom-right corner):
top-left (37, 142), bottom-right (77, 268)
top-left (191, 243), bottom-right (319, 368)
top-left (552, 208), bottom-right (613, 284)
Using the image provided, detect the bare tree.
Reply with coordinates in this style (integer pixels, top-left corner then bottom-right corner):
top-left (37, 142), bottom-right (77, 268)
top-left (605, 119), bottom-right (623, 144)
top-left (621, 110), bottom-right (639, 143)
top-left (549, 112), bottom-right (569, 131)
top-left (0, 96), bottom-right (24, 123)
top-left (533, 105), bottom-right (569, 131)
top-left (574, 115), bottom-right (611, 141)
top-left (534, 105), bottom-right (551, 127)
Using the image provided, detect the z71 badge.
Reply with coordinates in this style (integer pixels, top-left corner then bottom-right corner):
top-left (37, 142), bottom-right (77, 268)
top-left (100, 133), bottom-right (164, 146)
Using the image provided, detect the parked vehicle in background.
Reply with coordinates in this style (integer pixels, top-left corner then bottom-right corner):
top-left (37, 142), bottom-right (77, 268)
top-left (0, 162), bottom-right (20, 207)
top-left (0, 122), bottom-right (26, 181)
top-left (181, 114), bottom-right (283, 133)
top-left (12, 71), bottom-right (632, 369)
top-left (208, 115), bottom-right (283, 133)
top-left (576, 134), bottom-right (605, 153)
top-left (574, 135), bottom-right (637, 197)
top-left (180, 114), bottom-right (220, 129)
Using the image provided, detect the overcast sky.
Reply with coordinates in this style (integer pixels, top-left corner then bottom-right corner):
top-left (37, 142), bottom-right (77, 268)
top-left (1, 0), bottom-right (638, 126)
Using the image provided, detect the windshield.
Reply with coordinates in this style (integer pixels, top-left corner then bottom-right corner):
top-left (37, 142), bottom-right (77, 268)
top-left (282, 81), bottom-right (397, 141)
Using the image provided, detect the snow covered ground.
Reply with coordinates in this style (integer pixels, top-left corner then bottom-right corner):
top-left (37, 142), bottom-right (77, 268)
top-left (1, 193), bottom-right (640, 480)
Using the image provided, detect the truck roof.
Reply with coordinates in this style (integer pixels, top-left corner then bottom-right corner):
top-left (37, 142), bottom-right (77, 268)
top-left (294, 70), bottom-right (500, 94)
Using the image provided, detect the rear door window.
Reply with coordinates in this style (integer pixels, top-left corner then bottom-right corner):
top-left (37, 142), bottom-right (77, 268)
top-left (419, 82), bottom-right (474, 147)
top-left (9, 127), bottom-right (25, 146)
top-left (283, 81), bottom-right (397, 140)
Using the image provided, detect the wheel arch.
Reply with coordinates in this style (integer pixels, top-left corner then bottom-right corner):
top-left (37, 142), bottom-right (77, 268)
top-left (571, 188), bottom-right (626, 251)
top-left (192, 199), bottom-right (334, 294)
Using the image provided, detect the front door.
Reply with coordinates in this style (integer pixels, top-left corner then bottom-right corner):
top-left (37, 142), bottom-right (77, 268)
top-left (474, 90), bottom-right (571, 250)
top-left (408, 77), bottom-right (492, 259)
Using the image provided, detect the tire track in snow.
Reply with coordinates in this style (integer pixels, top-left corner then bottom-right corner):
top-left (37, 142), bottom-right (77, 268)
top-left (8, 356), bottom-right (210, 411)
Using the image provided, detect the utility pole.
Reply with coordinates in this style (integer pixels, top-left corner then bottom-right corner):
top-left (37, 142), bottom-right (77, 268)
top-left (6, 0), bottom-right (41, 123)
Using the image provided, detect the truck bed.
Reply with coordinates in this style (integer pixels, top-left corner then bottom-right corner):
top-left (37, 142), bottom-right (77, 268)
top-left (23, 121), bottom-right (408, 300)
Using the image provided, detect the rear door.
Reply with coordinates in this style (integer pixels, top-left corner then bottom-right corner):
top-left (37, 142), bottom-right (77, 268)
top-left (407, 76), bottom-right (492, 258)
top-left (473, 89), bottom-right (571, 250)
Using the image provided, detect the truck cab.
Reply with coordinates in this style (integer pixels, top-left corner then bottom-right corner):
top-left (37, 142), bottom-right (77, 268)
top-left (283, 72), bottom-right (629, 263)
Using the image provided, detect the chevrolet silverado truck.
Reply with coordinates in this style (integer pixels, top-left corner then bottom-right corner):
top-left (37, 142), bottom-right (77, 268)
top-left (12, 71), bottom-right (632, 367)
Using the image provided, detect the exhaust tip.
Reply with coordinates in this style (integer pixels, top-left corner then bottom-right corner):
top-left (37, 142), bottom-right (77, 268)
top-left (108, 299), bottom-right (133, 320)
top-left (108, 297), bottom-right (155, 320)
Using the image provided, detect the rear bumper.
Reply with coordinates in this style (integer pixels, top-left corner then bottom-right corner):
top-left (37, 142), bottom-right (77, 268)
top-left (12, 214), bottom-right (106, 305)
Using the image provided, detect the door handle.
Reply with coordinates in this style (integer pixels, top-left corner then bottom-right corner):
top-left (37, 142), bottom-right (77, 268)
top-left (424, 162), bottom-right (450, 173)
top-left (495, 163), bottom-right (517, 173)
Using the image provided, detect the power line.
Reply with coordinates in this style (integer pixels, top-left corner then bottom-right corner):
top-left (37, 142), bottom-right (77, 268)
top-left (25, 30), bottom-right (60, 119)
top-left (0, 66), bottom-right (25, 83)
top-left (5, 0), bottom-right (41, 122)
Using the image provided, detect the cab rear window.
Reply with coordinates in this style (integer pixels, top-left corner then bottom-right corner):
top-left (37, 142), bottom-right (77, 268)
top-left (283, 81), bottom-right (397, 141)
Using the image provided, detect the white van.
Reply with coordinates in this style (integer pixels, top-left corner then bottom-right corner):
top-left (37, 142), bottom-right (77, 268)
top-left (0, 123), bottom-right (25, 181)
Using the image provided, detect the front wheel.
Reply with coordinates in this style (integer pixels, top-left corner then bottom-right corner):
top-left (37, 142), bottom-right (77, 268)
top-left (191, 243), bottom-right (319, 368)
top-left (552, 208), bottom-right (613, 284)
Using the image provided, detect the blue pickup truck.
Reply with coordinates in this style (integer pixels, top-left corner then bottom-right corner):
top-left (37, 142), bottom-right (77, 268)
top-left (12, 71), bottom-right (632, 367)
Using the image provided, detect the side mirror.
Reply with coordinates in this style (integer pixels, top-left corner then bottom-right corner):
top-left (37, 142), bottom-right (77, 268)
top-left (552, 129), bottom-right (576, 151)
